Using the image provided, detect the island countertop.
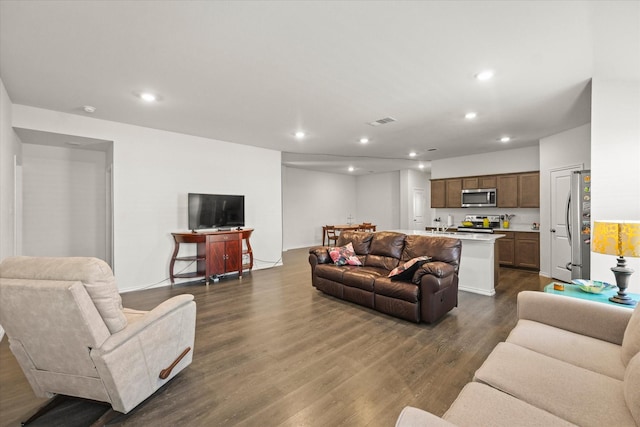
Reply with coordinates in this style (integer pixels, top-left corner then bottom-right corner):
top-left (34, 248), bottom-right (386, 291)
top-left (387, 229), bottom-right (504, 242)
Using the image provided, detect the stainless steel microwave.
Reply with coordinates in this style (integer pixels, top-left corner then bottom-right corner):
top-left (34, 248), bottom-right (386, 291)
top-left (461, 188), bottom-right (497, 207)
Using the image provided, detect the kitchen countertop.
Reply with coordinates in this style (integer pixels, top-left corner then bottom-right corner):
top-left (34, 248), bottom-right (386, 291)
top-left (389, 229), bottom-right (504, 242)
top-left (493, 225), bottom-right (540, 233)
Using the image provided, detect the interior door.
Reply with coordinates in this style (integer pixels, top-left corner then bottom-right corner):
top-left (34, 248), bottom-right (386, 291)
top-left (550, 166), bottom-right (581, 282)
top-left (412, 188), bottom-right (425, 230)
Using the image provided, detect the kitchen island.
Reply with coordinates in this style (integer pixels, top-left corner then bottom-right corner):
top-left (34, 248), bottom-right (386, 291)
top-left (389, 229), bottom-right (504, 296)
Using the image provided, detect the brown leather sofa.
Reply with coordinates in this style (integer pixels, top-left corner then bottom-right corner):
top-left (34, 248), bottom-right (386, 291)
top-left (308, 231), bottom-right (462, 324)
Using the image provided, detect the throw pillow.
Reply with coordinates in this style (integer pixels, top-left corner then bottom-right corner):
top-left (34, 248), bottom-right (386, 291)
top-left (388, 256), bottom-right (431, 281)
top-left (329, 242), bottom-right (362, 266)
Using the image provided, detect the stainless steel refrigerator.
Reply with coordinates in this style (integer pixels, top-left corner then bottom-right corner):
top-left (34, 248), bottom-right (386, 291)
top-left (566, 170), bottom-right (591, 280)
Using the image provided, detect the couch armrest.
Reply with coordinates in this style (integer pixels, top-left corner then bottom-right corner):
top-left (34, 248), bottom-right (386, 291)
top-left (517, 291), bottom-right (632, 345)
top-left (396, 406), bottom-right (457, 427)
top-left (309, 246), bottom-right (332, 264)
top-left (412, 261), bottom-right (455, 284)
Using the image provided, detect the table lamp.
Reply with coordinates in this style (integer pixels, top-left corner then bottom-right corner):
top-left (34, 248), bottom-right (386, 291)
top-left (592, 221), bottom-right (640, 305)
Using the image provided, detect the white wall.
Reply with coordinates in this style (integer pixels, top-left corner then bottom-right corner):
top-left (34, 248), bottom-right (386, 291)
top-left (21, 144), bottom-right (107, 258)
top-left (589, 2), bottom-right (640, 294)
top-left (12, 104), bottom-right (283, 291)
top-left (356, 171), bottom-right (401, 231)
top-left (431, 146), bottom-right (539, 179)
top-left (539, 124), bottom-right (591, 277)
top-left (0, 79), bottom-right (22, 259)
top-left (282, 166), bottom-right (356, 250)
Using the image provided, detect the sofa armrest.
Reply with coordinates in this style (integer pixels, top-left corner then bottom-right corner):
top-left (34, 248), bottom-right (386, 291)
top-left (412, 261), bottom-right (455, 284)
top-left (309, 246), bottom-right (332, 264)
top-left (396, 406), bottom-right (457, 427)
top-left (517, 291), bottom-right (632, 345)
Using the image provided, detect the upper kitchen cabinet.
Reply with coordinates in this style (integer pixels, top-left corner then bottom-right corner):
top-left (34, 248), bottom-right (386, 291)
top-left (446, 179), bottom-right (462, 207)
top-left (518, 172), bottom-right (540, 208)
top-left (431, 179), bottom-right (446, 208)
top-left (497, 175), bottom-right (519, 207)
top-left (479, 175), bottom-right (497, 188)
top-left (462, 177), bottom-right (479, 189)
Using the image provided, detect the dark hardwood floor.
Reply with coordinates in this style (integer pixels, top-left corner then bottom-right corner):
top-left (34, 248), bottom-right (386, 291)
top-left (0, 248), bottom-right (552, 427)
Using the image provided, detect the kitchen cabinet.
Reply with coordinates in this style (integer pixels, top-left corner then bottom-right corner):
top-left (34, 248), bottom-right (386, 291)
top-left (496, 231), bottom-right (539, 270)
top-left (514, 232), bottom-right (540, 269)
top-left (479, 175), bottom-right (497, 188)
top-left (446, 179), bottom-right (462, 208)
top-left (497, 231), bottom-right (515, 266)
top-left (462, 177), bottom-right (479, 189)
top-left (431, 179), bottom-right (446, 208)
top-left (518, 172), bottom-right (540, 208)
top-left (497, 175), bottom-right (519, 208)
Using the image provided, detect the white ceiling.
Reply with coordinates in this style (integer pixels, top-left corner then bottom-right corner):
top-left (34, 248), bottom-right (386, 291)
top-left (0, 1), bottom-right (598, 175)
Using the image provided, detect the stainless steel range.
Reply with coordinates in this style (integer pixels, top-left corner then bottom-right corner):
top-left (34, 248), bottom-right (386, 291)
top-left (457, 215), bottom-right (500, 233)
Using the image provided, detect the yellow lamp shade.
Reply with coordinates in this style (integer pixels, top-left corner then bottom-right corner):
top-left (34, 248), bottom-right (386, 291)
top-left (592, 221), bottom-right (640, 258)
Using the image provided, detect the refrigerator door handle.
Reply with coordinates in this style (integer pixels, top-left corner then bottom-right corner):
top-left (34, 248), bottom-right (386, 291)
top-left (566, 192), bottom-right (572, 246)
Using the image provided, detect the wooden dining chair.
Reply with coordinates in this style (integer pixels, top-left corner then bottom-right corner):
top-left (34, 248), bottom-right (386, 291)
top-left (358, 222), bottom-right (374, 232)
top-left (325, 226), bottom-right (339, 247)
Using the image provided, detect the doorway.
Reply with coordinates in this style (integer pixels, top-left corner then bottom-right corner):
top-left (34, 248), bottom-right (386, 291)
top-left (412, 188), bottom-right (425, 230)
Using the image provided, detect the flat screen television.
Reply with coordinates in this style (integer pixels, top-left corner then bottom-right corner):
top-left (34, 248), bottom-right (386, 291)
top-left (188, 193), bottom-right (245, 231)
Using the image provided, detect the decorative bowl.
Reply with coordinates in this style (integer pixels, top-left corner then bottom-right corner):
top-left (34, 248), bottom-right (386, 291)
top-left (572, 279), bottom-right (615, 294)
top-left (461, 221), bottom-right (473, 227)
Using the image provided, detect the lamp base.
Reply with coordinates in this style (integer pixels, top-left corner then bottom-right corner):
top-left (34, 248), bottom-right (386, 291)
top-left (608, 257), bottom-right (637, 306)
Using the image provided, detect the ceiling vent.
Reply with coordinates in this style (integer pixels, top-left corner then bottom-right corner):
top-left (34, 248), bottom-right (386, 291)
top-left (367, 116), bottom-right (397, 126)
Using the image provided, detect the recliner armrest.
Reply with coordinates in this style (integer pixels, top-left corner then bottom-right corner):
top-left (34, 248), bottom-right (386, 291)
top-left (309, 246), bottom-right (332, 264)
top-left (412, 261), bottom-right (454, 284)
top-left (99, 294), bottom-right (195, 353)
top-left (517, 291), bottom-right (632, 345)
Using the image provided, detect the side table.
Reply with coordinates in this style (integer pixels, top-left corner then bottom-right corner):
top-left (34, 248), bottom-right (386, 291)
top-left (544, 283), bottom-right (639, 308)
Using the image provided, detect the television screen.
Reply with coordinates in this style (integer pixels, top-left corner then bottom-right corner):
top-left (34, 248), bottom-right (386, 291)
top-left (188, 193), bottom-right (245, 230)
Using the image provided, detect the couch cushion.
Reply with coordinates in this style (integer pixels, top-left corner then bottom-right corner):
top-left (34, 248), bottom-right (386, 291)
top-left (0, 256), bottom-right (127, 334)
top-left (374, 277), bottom-right (419, 303)
top-left (443, 382), bottom-right (577, 427)
top-left (342, 268), bottom-right (383, 291)
top-left (507, 319), bottom-right (626, 380)
top-left (314, 264), bottom-right (347, 282)
top-left (366, 232), bottom-right (405, 270)
top-left (474, 342), bottom-right (635, 427)
top-left (337, 231), bottom-right (374, 255)
top-left (626, 352), bottom-right (640, 425)
top-left (402, 235), bottom-right (461, 272)
top-left (621, 303), bottom-right (640, 366)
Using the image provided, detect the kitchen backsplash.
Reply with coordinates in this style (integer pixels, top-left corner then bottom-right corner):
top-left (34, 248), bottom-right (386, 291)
top-left (432, 208), bottom-right (540, 229)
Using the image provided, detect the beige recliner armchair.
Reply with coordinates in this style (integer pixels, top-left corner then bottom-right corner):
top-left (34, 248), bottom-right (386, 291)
top-left (0, 256), bottom-right (196, 420)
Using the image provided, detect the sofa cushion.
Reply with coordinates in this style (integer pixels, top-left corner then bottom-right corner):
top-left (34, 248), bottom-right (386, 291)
top-left (403, 235), bottom-right (461, 272)
top-left (474, 342), bottom-right (635, 427)
top-left (369, 232), bottom-right (405, 258)
top-left (314, 264), bottom-right (347, 282)
top-left (0, 256), bottom-right (127, 334)
top-left (388, 256), bottom-right (431, 281)
top-left (337, 231), bottom-right (374, 255)
top-left (506, 319), bottom-right (626, 380)
top-left (374, 277), bottom-right (419, 303)
top-left (342, 268), bottom-right (383, 291)
top-left (329, 242), bottom-right (362, 266)
top-left (443, 382), bottom-right (577, 427)
top-left (625, 352), bottom-right (640, 425)
top-left (621, 303), bottom-right (640, 366)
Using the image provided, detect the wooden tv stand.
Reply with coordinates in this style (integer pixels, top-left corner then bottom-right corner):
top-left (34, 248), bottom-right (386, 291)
top-left (170, 229), bottom-right (253, 285)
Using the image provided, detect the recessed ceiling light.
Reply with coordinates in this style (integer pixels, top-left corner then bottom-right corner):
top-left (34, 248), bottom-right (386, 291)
top-left (348, 166), bottom-right (355, 172)
top-left (500, 136), bottom-right (511, 143)
top-left (83, 105), bottom-right (96, 113)
top-left (409, 152), bottom-right (417, 157)
top-left (419, 164), bottom-right (425, 169)
top-left (475, 70), bottom-right (494, 81)
top-left (465, 112), bottom-right (477, 119)
top-left (359, 137), bottom-right (369, 144)
top-left (294, 131), bottom-right (305, 139)
top-left (139, 92), bottom-right (157, 102)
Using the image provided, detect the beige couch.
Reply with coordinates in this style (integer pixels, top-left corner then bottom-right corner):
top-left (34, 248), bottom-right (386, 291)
top-left (396, 291), bottom-right (640, 426)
